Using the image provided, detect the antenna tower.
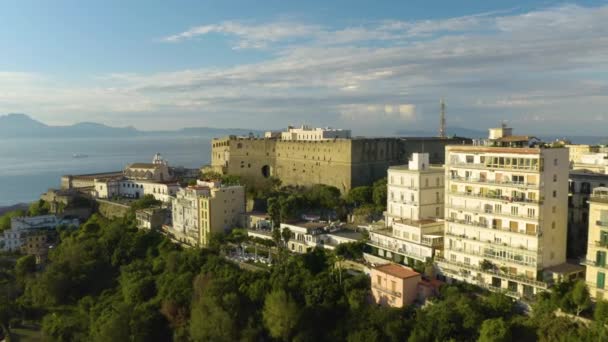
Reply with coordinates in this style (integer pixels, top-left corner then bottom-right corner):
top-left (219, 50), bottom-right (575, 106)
top-left (439, 99), bottom-right (446, 138)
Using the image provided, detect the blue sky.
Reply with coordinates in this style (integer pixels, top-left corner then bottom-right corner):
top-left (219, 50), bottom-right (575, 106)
top-left (1, 0), bottom-right (608, 135)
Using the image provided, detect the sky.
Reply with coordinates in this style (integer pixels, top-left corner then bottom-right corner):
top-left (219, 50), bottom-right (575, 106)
top-left (1, 0), bottom-right (608, 136)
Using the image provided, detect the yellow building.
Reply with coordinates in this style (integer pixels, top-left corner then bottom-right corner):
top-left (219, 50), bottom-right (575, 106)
top-left (438, 126), bottom-right (570, 299)
top-left (199, 182), bottom-right (245, 246)
top-left (371, 263), bottom-right (422, 308)
top-left (584, 187), bottom-right (608, 300)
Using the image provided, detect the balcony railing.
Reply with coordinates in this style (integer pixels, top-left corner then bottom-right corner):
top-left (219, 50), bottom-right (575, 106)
top-left (445, 231), bottom-right (539, 254)
top-left (448, 162), bottom-right (540, 172)
top-left (445, 239), bottom-right (538, 267)
top-left (448, 191), bottom-right (542, 205)
top-left (436, 256), bottom-right (548, 289)
top-left (445, 203), bottom-right (540, 221)
top-left (367, 240), bottom-right (430, 260)
top-left (592, 241), bottom-right (608, 248)
top-left (445, 217), bottom-right (540, 237)
top-left (449, 176), bottom-right (541, 190)
top-left (371, 283), bottom-right (402, 298)
top-left (581, 260), bottom-right (608, 269)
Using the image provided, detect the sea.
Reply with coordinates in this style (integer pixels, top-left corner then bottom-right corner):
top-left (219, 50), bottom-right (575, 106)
top-left (0, 136), bottom-right (211, 207)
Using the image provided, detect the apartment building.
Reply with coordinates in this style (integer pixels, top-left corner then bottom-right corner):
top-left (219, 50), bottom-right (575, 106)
top-left (584, 187), bottom-right (608, 300)
top-left (437, 126), bottom-right (569, 298)
top-left (199, 182), bottom-right (246, 246)
top-left (368, 153), bottom-right (445, 265)
top-left (171, 180), bottom-right (245, 247)
top-left (568, 171), bottom-right (608, 257)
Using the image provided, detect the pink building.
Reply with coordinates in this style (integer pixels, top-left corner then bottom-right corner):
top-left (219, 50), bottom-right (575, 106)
top-left (371, 263), bottom-right (421, 308)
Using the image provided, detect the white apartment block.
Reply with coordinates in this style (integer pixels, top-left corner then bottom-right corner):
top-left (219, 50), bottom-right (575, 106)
top-left (1, 215), bottom-right (79, 252)
top-left (437, 127), bottom-right (569, 299)
top-left (584, 187), bottom-right (608, 300)
top-left (267, 125), bottom-right (351, 141)
top-left (171, 185), bottom-right (209, 246)
top-left (368, 153), bottom-right (445, 264)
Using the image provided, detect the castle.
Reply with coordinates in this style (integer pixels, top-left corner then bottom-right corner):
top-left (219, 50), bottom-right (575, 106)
top-left (211, 126), bottom-right (470, 192)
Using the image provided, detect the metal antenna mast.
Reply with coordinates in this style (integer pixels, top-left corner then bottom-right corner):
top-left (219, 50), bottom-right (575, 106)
top-left (439, 99), bottom-right (446, 138)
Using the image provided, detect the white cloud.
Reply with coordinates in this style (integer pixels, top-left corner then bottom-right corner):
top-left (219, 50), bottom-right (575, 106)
top-left (6, 4), bottom-right (608, 134)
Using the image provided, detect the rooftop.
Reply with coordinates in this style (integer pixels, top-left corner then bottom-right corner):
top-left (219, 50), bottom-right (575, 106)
top-left (374, 263), bottom-right (420, 279)
top-left (127, 163), bottom-right (161, 169)
top-left (388, 164), bottom-right (444, 172)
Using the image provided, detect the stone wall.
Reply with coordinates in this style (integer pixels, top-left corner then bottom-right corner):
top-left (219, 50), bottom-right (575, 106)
top-left (96, 199), bottom-right (130, 219)
top-left (211, 136), bottom-right (470, 193)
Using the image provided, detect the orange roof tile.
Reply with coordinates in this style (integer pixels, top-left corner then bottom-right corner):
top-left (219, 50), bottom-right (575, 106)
top-left (375, 263), bottom-right (420, 279)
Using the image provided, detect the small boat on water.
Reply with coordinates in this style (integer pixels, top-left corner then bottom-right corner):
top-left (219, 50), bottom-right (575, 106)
top-left (72, 153), bottom-right (88, 159)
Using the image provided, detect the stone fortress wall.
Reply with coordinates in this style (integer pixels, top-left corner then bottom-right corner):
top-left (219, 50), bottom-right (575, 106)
top-left (212, 136), bottom-right (470, 192)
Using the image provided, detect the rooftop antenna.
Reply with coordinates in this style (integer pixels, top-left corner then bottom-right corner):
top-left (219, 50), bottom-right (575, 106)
top-left (439, 99), bottom-right (446, 139)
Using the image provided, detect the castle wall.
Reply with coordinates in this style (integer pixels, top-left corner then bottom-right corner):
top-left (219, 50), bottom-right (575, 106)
top-left (211, 136), bottom-right (470, 193)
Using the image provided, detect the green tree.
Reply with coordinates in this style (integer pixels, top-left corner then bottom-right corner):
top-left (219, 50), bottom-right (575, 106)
top-left (478, 318), bottom-right (511, 342)
top-left (0, 209), bottom-right (26, 231)
top-left (346, 186), bottom-right (373, 206)
top-left (281, 227), bottom-right (292, 248)
top-left (372, 178), bottom-right (387, 207)
top-left (28, 199), bottom-right (50, 216)
top-left (571, 280), bottom-right (591, 316)
top-left (268, 197), bottom-right (281, 228)
top-left (595, 299), bottom-right (608, 325)
top-left (263, 289), bottom-right (300, 341)
top-left (15, 254), bottom-right (36, 277)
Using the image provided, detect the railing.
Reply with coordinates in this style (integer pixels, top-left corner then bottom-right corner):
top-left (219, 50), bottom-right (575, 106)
top-left (448, 162), bottom-right (540, 172)
top-left (597, 221), bottom-right (608, 227)
top-left (593, 241), bottom-right (608, 248)
top-left (449, 176), bottom-right (541, 190)
top-left (445, 231), bottom-right (539, 254)
top-left (436, 257), bottom-right (548, 288)
top-left (389, 199), bottom-right (418, 206)
top-left (421, 237), bottom-right (443, 247)
top-left (367, 240), bottom-right (430, 260)
top-left (371, 283), bottom-right (402, 298)
top-left (445, 238), bottom-right (538, 267)
top-left (581, 260), bottom-right (608, 269)
top-left (445, 203), bottom-right (540, 221)
top-left (448, 191), bottom-right (542, 205)
top-left (445, 217), bottom-right (540, 237)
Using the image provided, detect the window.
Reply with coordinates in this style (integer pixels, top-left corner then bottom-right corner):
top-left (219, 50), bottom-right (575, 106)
top-left (435, 207), bottom-right (440, 217)
top-left (466, 155), bottom-right (474, 163)
top-left (552, 221), bottom-right (556, 229)
top-left (464, 257), bottom-right (471, 265)
top-left (376, 276), bottom-right (382, 284)
top-left (511, 207), bottom-right (518, 216)
top-left (599, 272), bottom-right (606, 289)
top-left (527, 208), bottom-right (536, 218)
top-left (554, 158), bottom-right (558, 166)
top-left (597, 251), bottom-right (607, 267)
top-left (425, 179), bottom-right (429, 187)
top-left (553, 174), bottom-right (557, 182)
top-left (552, 206), bottom-right (556, 213)
top-left (494, 204), bottom-right (502, 213)
top-left (391, 281), bottom-right (396, 292)
top-left (436, 192), bottom-right (440, 203)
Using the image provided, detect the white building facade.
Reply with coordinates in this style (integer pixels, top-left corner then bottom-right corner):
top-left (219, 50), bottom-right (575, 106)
top-left (271, 125), bottom-right (351, 141)
top-left (437, 128), bottom-right (569, 298)
top-left (368, 153), bottom-right (445, 264)
top-left (1, 215), bottom-right (79, 252)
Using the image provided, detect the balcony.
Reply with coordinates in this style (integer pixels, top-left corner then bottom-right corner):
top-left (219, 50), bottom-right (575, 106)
top-left (445, 231), bottom-right (539, 255)
top-left (445, 203), bottom-right (540, 221)
top-left (445, 237), bottom-right (538, 268)
top-left (448, 162), bottom-right (540, 173)
top-left (592, 241), bottom-right (608, 248)
top-left (597, 221), bottom-right (608, 228)
top-left (371, 283), bottom-right (402, 298)
top-left (444, 217), bottom-right (540, 237)
top-left (448, 176), bottom-right (541, 190)
top-left (448, 191), bottom-right (542, 205)
top-left (367, 239), bottom-right (431, 260)
top-left (436, 256), bottom-right (548, 289)
top-left (581, 260), bottom-right (608, 269)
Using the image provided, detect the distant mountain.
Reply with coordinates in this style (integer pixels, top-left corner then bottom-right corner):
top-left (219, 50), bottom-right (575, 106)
top-left (0, 113), bottom-right (262, 139)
